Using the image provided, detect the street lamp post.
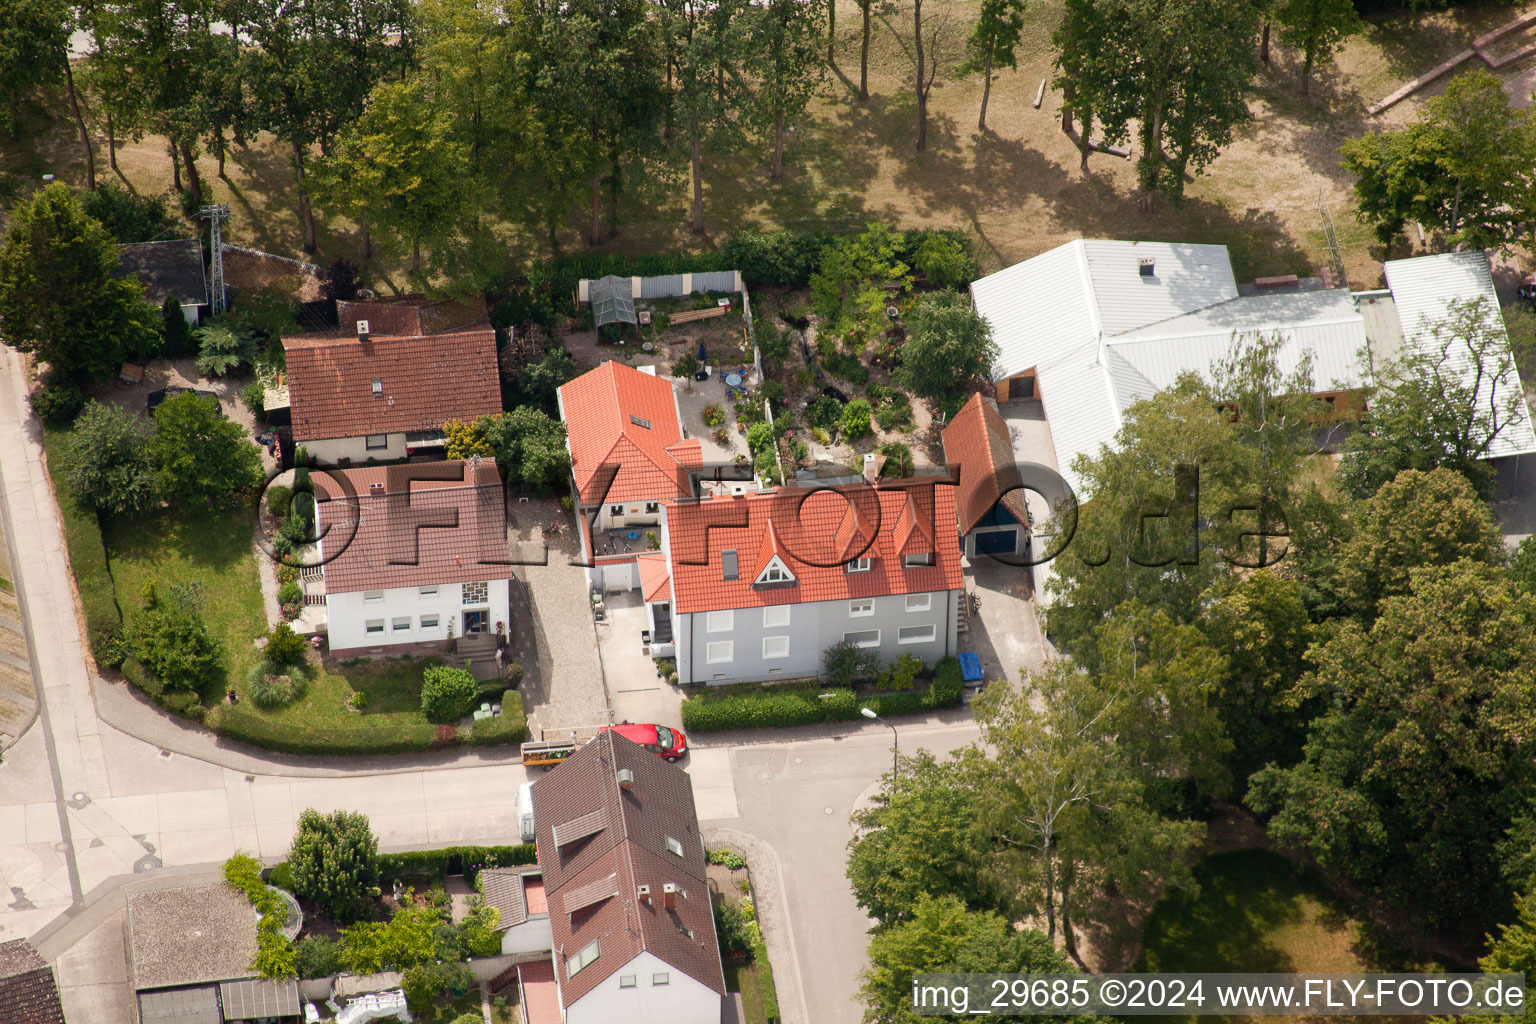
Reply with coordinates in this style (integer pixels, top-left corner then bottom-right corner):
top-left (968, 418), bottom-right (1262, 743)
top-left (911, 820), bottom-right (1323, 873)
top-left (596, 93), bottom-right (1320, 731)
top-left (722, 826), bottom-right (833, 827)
top-left (861, 706), bottom-right (898, 781)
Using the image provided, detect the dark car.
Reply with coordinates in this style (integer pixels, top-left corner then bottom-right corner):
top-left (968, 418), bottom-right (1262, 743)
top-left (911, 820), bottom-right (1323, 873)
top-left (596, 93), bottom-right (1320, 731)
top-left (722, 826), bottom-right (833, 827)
top-left (147, 386), bottom-right (222, 415)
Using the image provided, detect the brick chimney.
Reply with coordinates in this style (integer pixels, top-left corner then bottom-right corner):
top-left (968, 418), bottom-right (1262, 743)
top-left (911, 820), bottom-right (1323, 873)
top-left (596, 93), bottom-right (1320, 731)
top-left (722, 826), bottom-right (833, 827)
top-left (663, 882), bottom-right (677, 910)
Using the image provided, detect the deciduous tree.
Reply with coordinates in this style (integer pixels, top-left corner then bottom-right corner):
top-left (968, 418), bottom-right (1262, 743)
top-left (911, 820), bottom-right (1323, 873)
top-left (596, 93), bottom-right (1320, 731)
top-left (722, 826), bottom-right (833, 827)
top-left (0, 0), bottom-right (68, 135)
top-left (894, 291), bottom-right (997, 400)
top-left (1273, 0), bottom-right (1362, 95)
top-left (1249, 560), bottom-right (1536, 935)
top-left (1054, 0), bottom-right (1259, 201)
top-left (860, 894), bottom-right (1078, 1024)
top-left (1343, 71), bottom-right (1536, 254)
top-left (846, 751), bottom-right (991, 925)
top-left (313, 76), bottom-right (476, 277)
top-left (150, 392), bottom-right (263, 508)
top-left (66, 401), bottom-right (158, 517)
top-left (481, 407), bottom-right (571, 489)
top-left (1336, 297), bottom-right (1527, 499)
top-left (747, 0), bottom-right (827, 179)
top-left (957, 0), bottom-right (1027, 130)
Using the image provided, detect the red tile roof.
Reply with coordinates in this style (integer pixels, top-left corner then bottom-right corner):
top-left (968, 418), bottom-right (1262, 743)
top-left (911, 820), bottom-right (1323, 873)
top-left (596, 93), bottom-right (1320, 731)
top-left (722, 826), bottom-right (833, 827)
top-left (558, 362), bottom-right (693, 506)
top-left (941, 393), bottom-right (1031, 534)
top-left (664, 482), bottom-right (964, 614)
top-left (315, 460), bottom-right (512, 593)
top-left (635, 552), bottom-right (673, 602)
top-left (0, 941), bottom-right (64, 1024)
top-left (284, 328), bottom-right (501, 442)
top-left (531, 731), bottom-right (725, 1007)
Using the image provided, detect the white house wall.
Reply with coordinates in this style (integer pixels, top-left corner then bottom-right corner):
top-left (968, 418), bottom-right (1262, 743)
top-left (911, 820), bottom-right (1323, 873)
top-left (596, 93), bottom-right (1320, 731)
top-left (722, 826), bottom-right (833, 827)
top-left (675, 590), bottom-right (961, 685)
top-left (300, 433), bottom-right (409, 465)
top-left (565, 949), bottom-right (722, 1024)
top-left (325, 580), bottom-right (510, 652)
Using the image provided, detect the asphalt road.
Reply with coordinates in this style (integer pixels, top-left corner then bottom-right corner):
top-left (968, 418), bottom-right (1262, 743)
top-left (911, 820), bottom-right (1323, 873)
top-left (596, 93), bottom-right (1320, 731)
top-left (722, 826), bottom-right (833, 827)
top-left (0, 343), bottom-right (987, 1023)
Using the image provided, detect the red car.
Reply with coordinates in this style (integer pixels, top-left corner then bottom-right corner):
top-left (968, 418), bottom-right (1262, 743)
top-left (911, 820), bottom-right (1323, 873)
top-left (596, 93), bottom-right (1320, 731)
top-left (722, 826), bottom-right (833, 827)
top-left (603, 722), bottom-right (688, 761)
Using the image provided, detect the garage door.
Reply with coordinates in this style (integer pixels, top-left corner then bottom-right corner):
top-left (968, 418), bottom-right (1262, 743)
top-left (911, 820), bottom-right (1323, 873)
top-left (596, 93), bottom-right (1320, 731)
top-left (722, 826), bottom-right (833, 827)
top-left (975, 529), bottom-right (1018, 555)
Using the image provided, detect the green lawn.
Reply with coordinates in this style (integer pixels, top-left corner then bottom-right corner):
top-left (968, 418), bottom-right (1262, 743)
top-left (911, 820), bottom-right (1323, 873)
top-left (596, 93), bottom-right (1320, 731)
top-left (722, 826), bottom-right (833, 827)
top-left (93, 498), bottom-right (524, 754)
top-left (1136, 850), bottom-right (1444, 1022)
top-left (105, 507), bottom-right (269, 704)
top-left (726, 963), bottom-right (773, 1024)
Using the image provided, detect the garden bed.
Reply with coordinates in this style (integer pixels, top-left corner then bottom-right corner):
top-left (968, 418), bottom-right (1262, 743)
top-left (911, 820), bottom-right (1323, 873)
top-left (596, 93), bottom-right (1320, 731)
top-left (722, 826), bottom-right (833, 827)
top-left (709, 849), bottom-right (781, 1024)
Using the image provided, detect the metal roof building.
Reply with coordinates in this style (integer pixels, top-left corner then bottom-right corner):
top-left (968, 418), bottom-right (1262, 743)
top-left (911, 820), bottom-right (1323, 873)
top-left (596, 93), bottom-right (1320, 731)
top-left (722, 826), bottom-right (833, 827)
top-left (1383, 251), bottom-right (1536, 459)
top-left (970, 240), bottom-right (1536, 498)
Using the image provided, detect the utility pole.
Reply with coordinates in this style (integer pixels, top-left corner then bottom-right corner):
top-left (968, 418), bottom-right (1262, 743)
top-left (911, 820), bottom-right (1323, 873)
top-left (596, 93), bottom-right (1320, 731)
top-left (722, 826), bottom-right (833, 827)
top-left (200, 203), bottom-right (232, 315)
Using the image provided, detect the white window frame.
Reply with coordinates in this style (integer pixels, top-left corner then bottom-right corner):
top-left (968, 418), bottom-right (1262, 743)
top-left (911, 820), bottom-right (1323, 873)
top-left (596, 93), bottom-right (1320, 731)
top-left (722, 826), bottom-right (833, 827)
top-left (620, 975), bottom-right (637, 989)
top-left (370, 378), bottom-right (383, 395)
top-left (652, 972), bottom-right (670, 986)
top-left (844, 629), bottom-right (881, 649)
top-left (706, 610), bottom-right (734, 633)
top-left (666, 836), bottom-right (684, 856)
top-left (644, 501), bottom-right (660, 514)
top-left (903, 552), bottom-right (934, 568)
top-left (568, 939), bottom-right (600, 977)
top-left (363, 590), bottom-right (384, 603)
top-left (364, 433), bottom-right (388, 450)
top-left (845, 557), bottom-right (872, 574)
top-left (762, 636), bottom-right (790, 659)
top-left (706, 640), bottom-right (734, 664)
top-left (391, 617), bottom-right (411, 632)
top-left (419, 586), bottom-right (438, 598)
top-left (609, 504), bottom-right (625, 517)
top-left (420, 614), bottom-right (440, 630)
top-left (898, 624), bottom-right (937, 644)
top-left (364, 619), bottom-right (385, 635)
top-left (905, 593), bottom-right (932, 612)
top-left (849, 598), bottom-right (874, 618)
top-left (755, 557), bottom-right (794, 584)
top-left (762, 605), bottom-right (791, 628)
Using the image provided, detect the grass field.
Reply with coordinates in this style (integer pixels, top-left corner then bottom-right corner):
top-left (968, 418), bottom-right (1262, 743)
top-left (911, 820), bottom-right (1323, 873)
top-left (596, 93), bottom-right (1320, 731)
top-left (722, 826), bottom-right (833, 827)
top-left (3, 1), bottom-right (1526, 295)
top-left (1135, 850), bottom-right (1445, 1002)
top-left (726, 962), bottom-right (774, 1024)
top-left (93, 499), bottom-right (523, 752)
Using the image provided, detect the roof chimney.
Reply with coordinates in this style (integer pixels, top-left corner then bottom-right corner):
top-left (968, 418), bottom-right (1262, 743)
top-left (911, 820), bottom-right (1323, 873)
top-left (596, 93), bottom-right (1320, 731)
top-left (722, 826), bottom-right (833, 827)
top-left (617, 768), bottom-right (633, 791)
top-left (1138, 258), bottom-right (1156, 278)
top-left (356, 319), bottom-right (371, 342)
top-left (662, 882), bottom-right (677, 910)
top-left (863, 452), bottom-right (886, 484)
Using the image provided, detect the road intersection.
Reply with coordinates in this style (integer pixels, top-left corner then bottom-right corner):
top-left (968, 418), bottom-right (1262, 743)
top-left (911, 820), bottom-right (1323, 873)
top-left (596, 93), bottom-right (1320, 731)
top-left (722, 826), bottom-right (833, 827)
top-left (0, 345), bottom-right (984, 1024)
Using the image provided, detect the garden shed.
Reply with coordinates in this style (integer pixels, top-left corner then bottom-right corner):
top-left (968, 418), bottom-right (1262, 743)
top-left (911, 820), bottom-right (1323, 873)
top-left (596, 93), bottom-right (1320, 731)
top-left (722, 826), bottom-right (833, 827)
top-left (589, 274), bottom-right (637, 328)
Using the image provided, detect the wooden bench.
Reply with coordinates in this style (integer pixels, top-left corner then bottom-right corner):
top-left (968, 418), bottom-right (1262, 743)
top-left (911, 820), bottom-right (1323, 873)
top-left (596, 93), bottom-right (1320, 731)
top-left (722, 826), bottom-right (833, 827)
top-left (668, 305), bottom-right (728, 325)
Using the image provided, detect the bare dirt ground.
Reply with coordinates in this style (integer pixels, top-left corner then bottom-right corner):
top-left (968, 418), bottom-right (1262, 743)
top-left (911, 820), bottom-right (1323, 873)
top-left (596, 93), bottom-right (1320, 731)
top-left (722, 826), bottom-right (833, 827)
top-left (7, 2), bottom-right (1531, 294)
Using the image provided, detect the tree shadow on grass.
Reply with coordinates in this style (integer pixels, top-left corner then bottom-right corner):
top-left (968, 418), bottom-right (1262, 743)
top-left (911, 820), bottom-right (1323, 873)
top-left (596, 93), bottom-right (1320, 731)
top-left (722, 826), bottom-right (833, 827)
top-left (1131, 850), bottom-right (1311, 976)
top-left (1361, 2), bottom-right (1518, 83)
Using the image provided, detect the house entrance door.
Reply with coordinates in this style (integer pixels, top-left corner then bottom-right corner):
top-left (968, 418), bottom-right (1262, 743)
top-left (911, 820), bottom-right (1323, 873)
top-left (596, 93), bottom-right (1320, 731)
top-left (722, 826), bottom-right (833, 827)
top-left (463, 610), bottom-right (488, 635)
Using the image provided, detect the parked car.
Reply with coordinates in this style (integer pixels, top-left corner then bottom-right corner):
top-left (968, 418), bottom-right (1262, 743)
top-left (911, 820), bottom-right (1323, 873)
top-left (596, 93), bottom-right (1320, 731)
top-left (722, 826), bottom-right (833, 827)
top-left (147, 386), bottom-right (221, 414)
top-left (601, 722), bottom-right (688, 761)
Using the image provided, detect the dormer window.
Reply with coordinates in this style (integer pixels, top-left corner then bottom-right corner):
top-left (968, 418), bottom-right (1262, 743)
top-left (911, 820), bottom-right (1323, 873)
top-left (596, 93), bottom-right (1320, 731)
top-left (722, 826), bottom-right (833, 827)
top-left (371, 378), bottom-right (383, 395)
top-left (754, 555), bottom-right (795, 585)
top-left (903, 553), bottom-right (934, 568)
top-left (845, 558), bottom-right (872, 574)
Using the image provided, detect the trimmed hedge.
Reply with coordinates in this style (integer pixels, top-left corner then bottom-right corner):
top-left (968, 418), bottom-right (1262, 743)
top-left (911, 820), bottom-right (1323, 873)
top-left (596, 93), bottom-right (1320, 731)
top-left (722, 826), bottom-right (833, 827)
top-left (215, 707), bottom-right (441, 755)
top-left (41, 427), bottom-right (123, 663)
top-left (680, 657), bottom-right (964, 732)
top-left (377, 844), bottom-right (537, 887)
